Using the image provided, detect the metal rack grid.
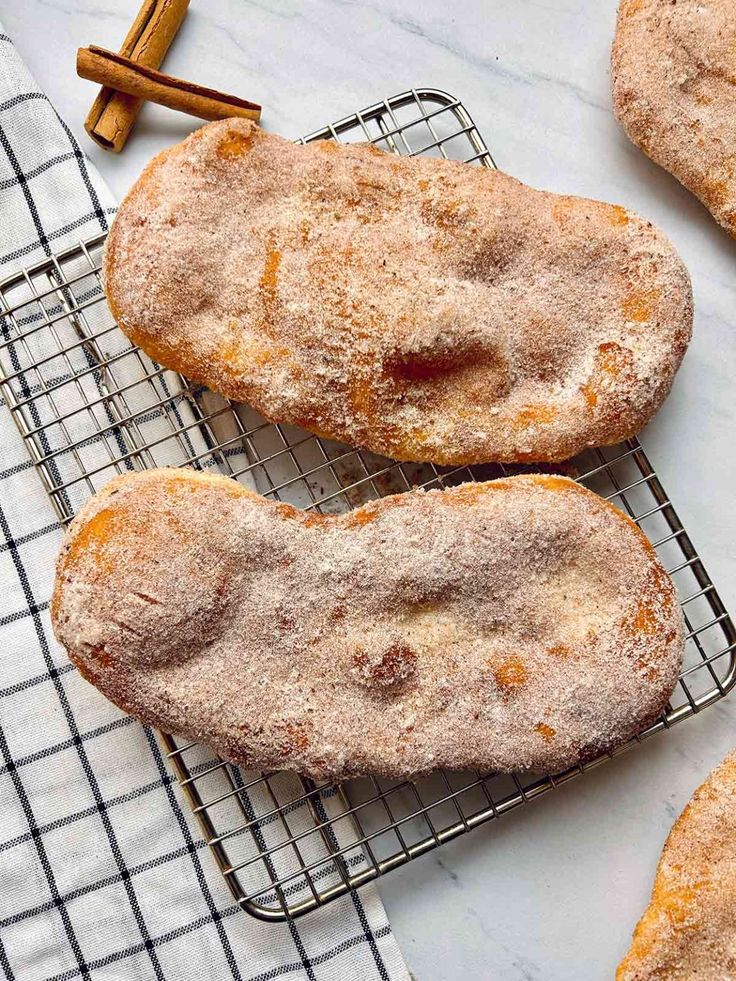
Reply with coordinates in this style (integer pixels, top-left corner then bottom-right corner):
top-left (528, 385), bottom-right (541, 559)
top-left (1, 87), bottom-right (734, 922)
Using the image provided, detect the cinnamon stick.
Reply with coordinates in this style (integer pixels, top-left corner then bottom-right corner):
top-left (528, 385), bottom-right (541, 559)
top-left (77, 46), bottom-right (262, 126)
top-left (84, 0), bottom-right (190, 153)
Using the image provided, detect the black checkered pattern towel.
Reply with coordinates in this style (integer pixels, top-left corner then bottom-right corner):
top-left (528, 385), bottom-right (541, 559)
top-left (0, 25), bottom-right (409, 981)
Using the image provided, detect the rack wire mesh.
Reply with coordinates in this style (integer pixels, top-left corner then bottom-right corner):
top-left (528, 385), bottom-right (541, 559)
top-left (1, 88), bottom-right (734, 921)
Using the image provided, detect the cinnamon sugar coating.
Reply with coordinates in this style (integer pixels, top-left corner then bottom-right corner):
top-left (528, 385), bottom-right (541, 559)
top-left (613, 0), bottom-right (736, 238)
top-left (104, 120), bottom-right (692, 465)
top-left (618, 750), bottom-right (736, 979)
top-left (52, 469), bottom-right (684, 780)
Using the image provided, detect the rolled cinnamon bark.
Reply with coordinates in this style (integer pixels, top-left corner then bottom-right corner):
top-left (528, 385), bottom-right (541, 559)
top-left (77, 46), bottom-right (262, 127)
top-left (84, 0), bottom-right (190, 153)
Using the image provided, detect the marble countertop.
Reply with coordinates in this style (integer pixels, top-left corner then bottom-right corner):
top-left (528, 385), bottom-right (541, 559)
top-left (4, 1), bottom-right (736, 978)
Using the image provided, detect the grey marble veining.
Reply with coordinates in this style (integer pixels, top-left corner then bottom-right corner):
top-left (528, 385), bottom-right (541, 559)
top-left (3, 1), bottom-right (736, 978)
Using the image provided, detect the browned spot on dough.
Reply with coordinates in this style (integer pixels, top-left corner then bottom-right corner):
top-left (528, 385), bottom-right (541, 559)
top-left (217, 129), bottom-right (254, 159)
top-left (285, 722), bottom-right (310, 753)
top-left (547, 643), bottom-right (572, 659)
top-left (341, 507), bottom-right (380, 528)
top-left (89, 645), bottom-right (113, 668)
top-left (67, 508), bottom-right (123, 577)
top-left (158, 470), bottom-right (245, 503)
top-left (535, 722), bottom-right (556, 742)
top-left (72, 507), bottom-right (118, 554)
top-left (346, 366), bottom-right (404, 453)
top-left (551, 198), bottom-right (576, 224)
top-left (609, 205), bottom-right (629, 226)
top-left (706, 177), bottom-right (730, 207)
top-left (633, 598), bottom-right (659, 636)
top-left (404, 427), bottom-right (430, 453)
top-left (494, 655), bottom-right (528, 698)
top-left (621, 288), bottom-right (661, 323)
top-left (420, 197), bottom-right (462, 230)
top-left (636, 656), bottom-right (660, 683)
top-left (353, 643), bottom-right (417, 688)
top-left (435, 483), bottom-right (490, 506)
top-left (72, 655), bottom-right (103, 686)
top-left (217, 324), bottom-right (293, 371)
top-left (386, 345), bottom-right (507, 395)
top-left (274, 502), bottom-right (322, 528)
top-left (374, 644), bottom-right (417, 686)
top-left (580, 382), bottom-right (598, 407)
top-left (596, 341), bottom-right (631, 377)
top-left (259, 247), bottom-right (282, 305)
top-left (515, 404), bottom-right (556, 427)
top-left (661, 883), bottom-right (706, 928)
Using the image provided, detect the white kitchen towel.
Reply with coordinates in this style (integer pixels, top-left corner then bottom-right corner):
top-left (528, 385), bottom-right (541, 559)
top-left (0, 24), bottom-right (409, 981)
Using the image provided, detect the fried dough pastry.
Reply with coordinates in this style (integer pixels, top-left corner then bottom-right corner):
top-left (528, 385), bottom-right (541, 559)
top-left (613, 0), bottom-right (736, 238)
top-left (104, 119), bottom-right (692, 465)
top-left (618, 750), bottom-right (736, 979)
top-left (52, 469), bottom-right (684, 780)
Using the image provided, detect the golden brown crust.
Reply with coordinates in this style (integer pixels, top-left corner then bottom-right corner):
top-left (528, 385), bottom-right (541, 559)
top-left (618, 750), bottom-right (736, 979)
top-left (612, 0), bottom-right (736, 238)
top-left (52, 468), bottom-right (684, 780)
top-left (104, 119), bottom-right (692, 465)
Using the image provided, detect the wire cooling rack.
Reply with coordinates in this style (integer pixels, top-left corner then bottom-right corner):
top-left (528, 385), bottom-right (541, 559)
top-left (1, 88), bottom-right (735, 922)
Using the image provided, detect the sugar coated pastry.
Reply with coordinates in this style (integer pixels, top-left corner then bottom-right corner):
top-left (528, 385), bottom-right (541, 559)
top-left (104, 119), bottom-right (692, 465)
top-left (613, 0), bottom-right (736, 238)
top-left (52, 468), bottom-right (684, 780)
top-left (618, 749), bottom-right (736, 979)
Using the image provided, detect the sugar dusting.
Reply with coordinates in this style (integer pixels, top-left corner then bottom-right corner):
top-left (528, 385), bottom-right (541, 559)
top-left (52, 469), bottom-right (684, 781)
top-left (613, 0), bottom-right (736, 238)
top-left (618, 750), bottom-right (736, 979)
top-left (103, 120), bottom-right (692, 466)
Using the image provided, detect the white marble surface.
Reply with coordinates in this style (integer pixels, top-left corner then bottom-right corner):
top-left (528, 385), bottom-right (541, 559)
top-left (4, 1), bottom-right (736, 978)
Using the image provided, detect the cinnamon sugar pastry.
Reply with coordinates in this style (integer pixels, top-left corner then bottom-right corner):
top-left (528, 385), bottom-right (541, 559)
top-left (613, 0), bottom-right (736, 238)
top-left (52, 469), bottom-right (684, 780)
top-left (104, 119), bottom-right (692, 466)
top-left (618, 750), bottom-right (736, 979)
